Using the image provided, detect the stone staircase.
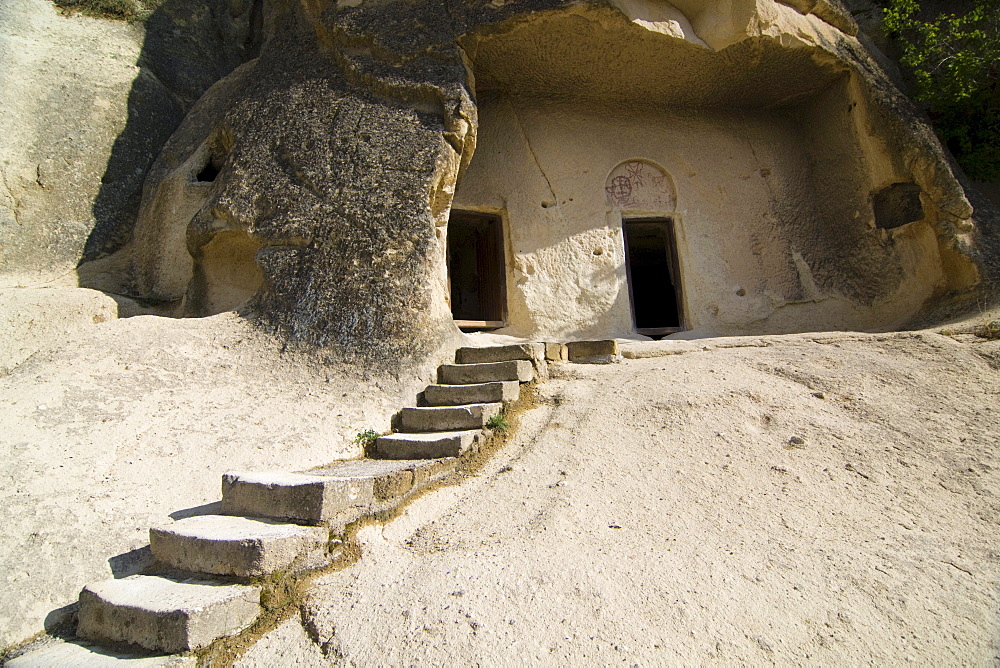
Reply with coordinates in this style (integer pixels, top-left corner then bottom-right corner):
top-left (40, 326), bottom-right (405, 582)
top-left (11, 343), bottom-right (551, 662)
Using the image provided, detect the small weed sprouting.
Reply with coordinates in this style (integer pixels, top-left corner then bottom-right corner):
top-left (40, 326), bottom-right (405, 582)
top-left (974, 321), bottom-right (1000, 340)
top-left (354, 429), bottom-right (380, 450)
top-left (486, 411), bottom-right (509, 433)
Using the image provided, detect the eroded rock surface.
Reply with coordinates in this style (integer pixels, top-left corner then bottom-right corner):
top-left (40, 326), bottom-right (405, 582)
top-left (99, 0), bottom-right (997, 361)
top-left (0, 0), bottom-right (259, 286)
top-left (302, 330), bottom-right (1000, 664)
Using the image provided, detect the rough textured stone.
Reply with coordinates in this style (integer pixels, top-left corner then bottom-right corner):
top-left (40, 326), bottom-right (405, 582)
top-left (0, 0), bottom-right (142, 286)
top-left (456, 344), bottom-right (545, 365)
top-left (0, 0), bottom-right (261, 287)
top-left (407, 457), bottom-right (460, 485)
top-left (3, 0), bottom-right (996, 352)
top-left (149, 516), bottom-right (329, 577)
top-left (95, 0), bottom-right (995, 363)
top-left (439, 361), bottom-right (534, 384)
top-left (77, 575), bottom-right (260, 653)
top-left (221, 472), bottom-right (373, 524)
top-left (567, 340), bottom-right (621, 364)
top-left (0, 288), bottom-right (119, 374)
top-left (424, 381), bottom-right (519, 406)
top-left (399, 403), bottom-right (502, 432)
top-left (307, 457), bottom-right (459, 500)
top-left (545, 342), bottom-right (568, 362)
top-left (375, 431), bottom-right (481, 460)
top-left (232, 617), bottom-right (327, 668)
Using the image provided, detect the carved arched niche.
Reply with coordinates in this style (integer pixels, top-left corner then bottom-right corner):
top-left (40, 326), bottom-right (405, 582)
top-left (605, 160), bottom-right (676, 210)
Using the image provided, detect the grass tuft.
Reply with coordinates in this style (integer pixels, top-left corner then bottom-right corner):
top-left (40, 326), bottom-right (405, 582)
top-left (354, 429), bottom-right (380, 450)
top-left (486, 411), bottom-right (510, 433)
top-left (974, 321), bottom-right (1000, 340)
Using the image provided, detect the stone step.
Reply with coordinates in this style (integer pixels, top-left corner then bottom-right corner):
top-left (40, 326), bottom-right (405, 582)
top-left (438, 360), bottom-right (533, 384)
top-left (374, 430), bottom-right (482, 459)
top-left (424, 380), bottom-right (519, 406)
top-left (455, 343), bottom-right (544, 365)
top-left (566, 339), bottom-right (620, 363)
top-left (307, 457), bottom-right (457, 501)
top-left (221, 472), bottom-right (372, 525)
top-left (221, 458), bottom-right (457, 525)
top-left (150, 516), bottom-right (328, 578)
top-left (399, 403), bottom-right (501, 432)
top-left (76, 575), bottom-right (260, 654)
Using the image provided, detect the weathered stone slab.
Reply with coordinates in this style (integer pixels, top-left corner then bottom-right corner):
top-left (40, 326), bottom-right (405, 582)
top-left (438, 360), bottom-right (533, 384)
top-left (374, 430), bottom-right (481, 459)
top-left (313, 455), bottom-right (459, 489)
top-left (545, 342), bottom-right (568, 361)
top-left (424, 381), bottom-right (519, 406)
top-left (308, 458), bottom-right (423, 500)
top-left (77, 575), bottom-right (260, 654)
top-left (406, 457), bottom-right (459, 486)
top-left (221, 472), bottom-right (373, 524)
top-left (566, 340), bottom-right (620, 363)
top-left (150, 516), bottom-right (328, 577)
top-left (455, 343), bottom-right (544, 365)
top-left (399, 403), bottom-right (501, 432)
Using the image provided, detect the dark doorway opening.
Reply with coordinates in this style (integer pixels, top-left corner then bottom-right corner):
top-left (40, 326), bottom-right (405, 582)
top-left (447, 211), bottom-right (507, 331)
top-left (623, 218), bottom-right (683, 337)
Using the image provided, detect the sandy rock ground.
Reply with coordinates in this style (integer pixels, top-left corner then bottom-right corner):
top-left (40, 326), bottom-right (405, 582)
top-left (0, 290), bottom-right (435, 651)
top-left (3, 287), bottom-right (999, 663)
top-left (246, 328), bottom-right (1000, 665)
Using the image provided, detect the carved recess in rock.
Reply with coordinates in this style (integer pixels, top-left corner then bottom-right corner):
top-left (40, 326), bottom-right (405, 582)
top-left (119, 0), bottom-right (991, 361)
top-left (606, 161), bottom-right (676, 211)
top-left (873, 182), bottom-right (925, 230)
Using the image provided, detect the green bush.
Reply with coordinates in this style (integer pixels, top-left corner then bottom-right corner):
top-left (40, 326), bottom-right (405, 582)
top-left (883, 0), bottom-right (1000, 180)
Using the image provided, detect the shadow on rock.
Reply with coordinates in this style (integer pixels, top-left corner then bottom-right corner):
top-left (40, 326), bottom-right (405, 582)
top-left (81, 0), bottom-right (263, 265)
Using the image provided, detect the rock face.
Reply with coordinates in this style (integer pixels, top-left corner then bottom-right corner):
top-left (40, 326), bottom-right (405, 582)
top-left (0, 0), bottom-right (142, 286)
top-left (0, 0), bottom-right (260, 287)
top-left (89, 0), bottom-right (996, 362)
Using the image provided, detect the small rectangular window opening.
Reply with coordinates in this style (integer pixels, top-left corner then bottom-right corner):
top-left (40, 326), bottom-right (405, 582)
top-left (447, 211), bottom-right (507, 331)
top-left (623, 218), bottom-right (683, 337)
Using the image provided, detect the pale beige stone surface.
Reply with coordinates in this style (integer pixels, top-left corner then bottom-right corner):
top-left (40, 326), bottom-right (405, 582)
top-left (6, 638), bottom-right (194, 666)
top-left (149, 516), bottom-right (329, 577)
top-left (566, 339), bottom-right (620, 362)
top-left (0, 0), bottom-right (142, 286)
top-left (220, 472), bottom-right (375, 525)
top-left (0, 308), bottom-right (440, 652)
top-left (455, 343), bottom-right (545, 365)
top-left (77, 575), bottom-right (260, 653)
top-left (233, 618), bottom-right (327, 668)
top-left (438, 360), bottom-right (534, 384)
top-left (0, 288), bottom-right (120, 374)
top-left (450, 2), bottom-right (979, 341)
top-left (423, 381), bottom-right (520, 405)
top-left (453, 91), bottom-right (962, 339)
top-left (399, 403), bottom-right (502, 432)
top-left (302, 327), bottom-right (1000, 664)
top-left (374, 431), bottom-right (481, 460)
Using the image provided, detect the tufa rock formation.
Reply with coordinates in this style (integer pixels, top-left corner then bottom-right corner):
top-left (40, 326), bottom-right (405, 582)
top-left (71, 0), bottom-right (998, 367)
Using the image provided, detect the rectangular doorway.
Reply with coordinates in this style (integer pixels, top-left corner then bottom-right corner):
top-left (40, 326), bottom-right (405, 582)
top-left (447, 211), bottom-right (507, 331)
top-left (623, 218), bottom-right (683, 337)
